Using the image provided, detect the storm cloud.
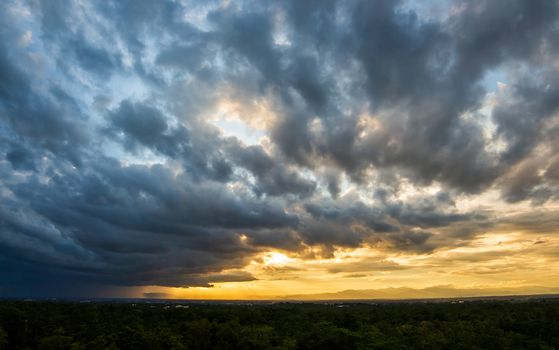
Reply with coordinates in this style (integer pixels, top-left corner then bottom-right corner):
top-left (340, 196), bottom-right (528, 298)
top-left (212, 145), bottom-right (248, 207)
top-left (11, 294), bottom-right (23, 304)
top-left (1, 0), bottom-right (559, 297)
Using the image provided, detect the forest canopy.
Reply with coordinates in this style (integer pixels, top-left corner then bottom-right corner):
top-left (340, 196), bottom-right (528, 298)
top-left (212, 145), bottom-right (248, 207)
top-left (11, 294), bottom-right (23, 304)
top-left (0, 299), bottom-right (558, 349)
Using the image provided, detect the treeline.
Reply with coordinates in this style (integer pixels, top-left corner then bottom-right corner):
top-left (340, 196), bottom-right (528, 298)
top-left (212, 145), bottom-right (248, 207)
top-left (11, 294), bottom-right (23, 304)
top-left (0, 299), bottom-right (558, 349)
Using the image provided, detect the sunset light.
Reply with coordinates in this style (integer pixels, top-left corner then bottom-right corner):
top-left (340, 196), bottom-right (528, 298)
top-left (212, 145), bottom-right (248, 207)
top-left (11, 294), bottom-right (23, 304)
top-left (1, 0), bottom-right (558, 303)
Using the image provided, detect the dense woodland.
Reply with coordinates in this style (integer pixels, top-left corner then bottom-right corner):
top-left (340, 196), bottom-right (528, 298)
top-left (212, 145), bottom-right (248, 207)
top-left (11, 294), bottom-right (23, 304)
top-left (0, 299), bottom-right (558, 349)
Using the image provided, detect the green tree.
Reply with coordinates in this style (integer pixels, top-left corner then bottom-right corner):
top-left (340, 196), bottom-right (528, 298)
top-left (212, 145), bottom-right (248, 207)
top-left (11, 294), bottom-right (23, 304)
top-left (240, 325), bottom-right (276, 349)
top-left (0, 326), bottom-right (7, 350)
top-left (38, 328), bottom-right (83, 350)
top-left (182, 318), bottom-right (213, 349)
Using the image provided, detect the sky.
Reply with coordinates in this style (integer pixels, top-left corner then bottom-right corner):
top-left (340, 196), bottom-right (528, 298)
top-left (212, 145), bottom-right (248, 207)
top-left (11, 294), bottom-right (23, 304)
top-left (1, 0), bottom-right (559, 300)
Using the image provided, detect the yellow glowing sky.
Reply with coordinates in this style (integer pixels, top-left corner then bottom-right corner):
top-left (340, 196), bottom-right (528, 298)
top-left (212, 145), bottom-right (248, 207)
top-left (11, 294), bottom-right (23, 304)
top-left (140, 229), bottom-right (559, 300)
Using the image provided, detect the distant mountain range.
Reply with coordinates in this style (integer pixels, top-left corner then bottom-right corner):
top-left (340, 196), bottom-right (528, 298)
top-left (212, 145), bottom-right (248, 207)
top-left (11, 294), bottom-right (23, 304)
top-left (283, 285), bottom-right (559, 301)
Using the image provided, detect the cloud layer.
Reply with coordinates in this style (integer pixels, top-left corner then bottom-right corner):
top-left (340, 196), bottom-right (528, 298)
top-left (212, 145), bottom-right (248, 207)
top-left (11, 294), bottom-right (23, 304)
top-left (1, 0), bottom-right (559, 298)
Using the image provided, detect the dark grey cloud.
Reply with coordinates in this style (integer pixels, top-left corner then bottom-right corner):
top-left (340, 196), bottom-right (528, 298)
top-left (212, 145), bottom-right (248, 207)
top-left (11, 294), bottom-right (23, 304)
top-left (263, 0), bottom-right (559, 195)
top-left (301, 194), bottom-right (483, 254)
top-left (106, 100), bottom-right (187, 156)
top-left (208, 9), bottom-right (280, 89)
top-left (227, 142), bottom-right (316, 197)
top-left (156, 42), bottom-right (212, 73)
top-left (492, 72), bottom-right (559, 204)
top-left (493, 76), bottom-right (559, 166)
top-left (0, 162), bottom-right (273, 292)
top-left (37, 0), bottom-right (122, 80)
top-left (0, 23), bottom-right (89, 168)
top-left (498, 210), bottom-right (559, 235)
top-left (5, 144), bottom-right (36, 171)
top-left (1, 0), bottom-right (559, 296)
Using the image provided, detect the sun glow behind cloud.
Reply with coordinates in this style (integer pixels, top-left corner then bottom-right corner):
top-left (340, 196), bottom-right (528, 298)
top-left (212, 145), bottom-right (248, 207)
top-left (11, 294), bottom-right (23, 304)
top-left (143, 223), bottom-right (559, 300)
